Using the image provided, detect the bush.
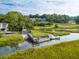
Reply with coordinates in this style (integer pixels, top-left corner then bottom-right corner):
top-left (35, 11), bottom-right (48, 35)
top-left (36, 22), bottom-right (52, 26)
top-left (54, 24), bottom-right (59, 28)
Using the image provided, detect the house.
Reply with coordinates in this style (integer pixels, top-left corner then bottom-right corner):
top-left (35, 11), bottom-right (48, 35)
top-left (68, 20), bottom-right (76, 24)
top-left (0, 23), bottom-right (8, 32)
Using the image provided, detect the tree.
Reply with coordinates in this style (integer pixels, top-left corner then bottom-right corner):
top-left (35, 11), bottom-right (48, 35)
top-left (29, 14), bottom-right (71, 23)
top-left (5, 11), bottom-right (33, 31)
top-left (74, 16), bottom-right (79, 24)
top-left (0, 14), bottom-right (6, 22)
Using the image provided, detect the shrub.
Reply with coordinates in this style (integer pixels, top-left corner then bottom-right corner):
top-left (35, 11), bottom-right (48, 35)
top-left (54, 24), bottom-right (59, 28)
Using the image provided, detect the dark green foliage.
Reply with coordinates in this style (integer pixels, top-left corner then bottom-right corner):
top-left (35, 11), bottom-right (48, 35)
top-left (74, 16), bottom-right (79, 24)
top-left (54, 24), bottom-right (59, 28)
top-left (35, 22), bottom-right (52, 26)
top-left (29, 14), bottom-right (71, 23)
top-left (0, 11), bottom-right (33, 32)
top-left (0, 11), bottom-right (74, 32)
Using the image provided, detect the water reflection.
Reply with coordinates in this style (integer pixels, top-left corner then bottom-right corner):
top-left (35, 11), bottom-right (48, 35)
top-left (0, 33), bottom-right (79, 56)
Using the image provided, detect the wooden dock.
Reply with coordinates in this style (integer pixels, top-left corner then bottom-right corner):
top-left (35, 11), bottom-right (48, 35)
top-left (22, 29), bottom-right (60, 44)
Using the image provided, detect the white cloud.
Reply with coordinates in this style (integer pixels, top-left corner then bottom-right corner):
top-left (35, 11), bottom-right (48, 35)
top-left (0, 0), bottom-right (79, 16)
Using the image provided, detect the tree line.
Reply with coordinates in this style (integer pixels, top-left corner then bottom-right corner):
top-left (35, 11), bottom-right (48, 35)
top-left (0, 11), bottom-right (79, 31)
top-left (29, 14), bottom-right (71, 23)
top-left (0, 11), bottom-right (33, 32)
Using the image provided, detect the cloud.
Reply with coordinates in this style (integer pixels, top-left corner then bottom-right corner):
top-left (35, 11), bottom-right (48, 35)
top-left (0, 0), bottom-right (79, 16)
top-left (46, 0), bottom-right (65, 5)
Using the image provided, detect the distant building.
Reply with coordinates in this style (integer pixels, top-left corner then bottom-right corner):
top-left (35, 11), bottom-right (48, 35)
top-left (0, 23), bottom-right (8, 31)
top-left (68, 20), bottom-right (76, 24)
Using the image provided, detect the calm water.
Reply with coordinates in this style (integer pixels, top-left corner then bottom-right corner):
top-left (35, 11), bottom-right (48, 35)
top-left (0, 33), bottom-right (79, 56)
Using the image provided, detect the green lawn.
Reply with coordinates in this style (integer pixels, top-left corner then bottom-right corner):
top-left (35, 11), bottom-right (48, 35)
top-left (1, 40), bottom-right (79, 59)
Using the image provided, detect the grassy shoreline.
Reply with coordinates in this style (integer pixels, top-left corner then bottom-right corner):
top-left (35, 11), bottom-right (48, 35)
top-left (0, 34), bottom-right (23, 47)
top-left (1, 40), bottom-right (79, 59)
top-left (0, 24), bottom-right (79, 47)
top-left (31, 29), bottom-right (79, 37)
top-left (31, 24), bottom-right (79, 37)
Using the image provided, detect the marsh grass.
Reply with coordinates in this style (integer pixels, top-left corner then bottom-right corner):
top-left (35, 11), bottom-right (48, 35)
top-left (31, 24), bottom-right (79, 37)
top-left (0, 34), bottom-right (23, 47)
top-left (1, 40), bottom-right (79, 59)
top-left (31, 30), bottom-right (48, 37)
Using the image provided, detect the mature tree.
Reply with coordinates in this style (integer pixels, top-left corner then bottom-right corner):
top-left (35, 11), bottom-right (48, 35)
top-left (0, 14), bottom-right (6, 22)
top-left (29, 14), bottom-right (71, 23)
top-left (74, 16), bottom-right (79, 24)
top-left (4, 11), bottom-right (33, 31)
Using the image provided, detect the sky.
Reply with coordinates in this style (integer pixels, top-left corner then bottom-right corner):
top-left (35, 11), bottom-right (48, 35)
top-left (0, 0), bottom-right (79, 16)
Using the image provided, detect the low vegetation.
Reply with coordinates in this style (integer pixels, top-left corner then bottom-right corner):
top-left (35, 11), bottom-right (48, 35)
top-left (31, 30), bottom-right (48, 37)
top-left (31, 24), bottom-right (79, 37)
top-left (0, 33), bottom-right (23, 47)
top-left (0, 32), bottom-right (4, 38)
top-left (1, 40), bottom-right (79, 59)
